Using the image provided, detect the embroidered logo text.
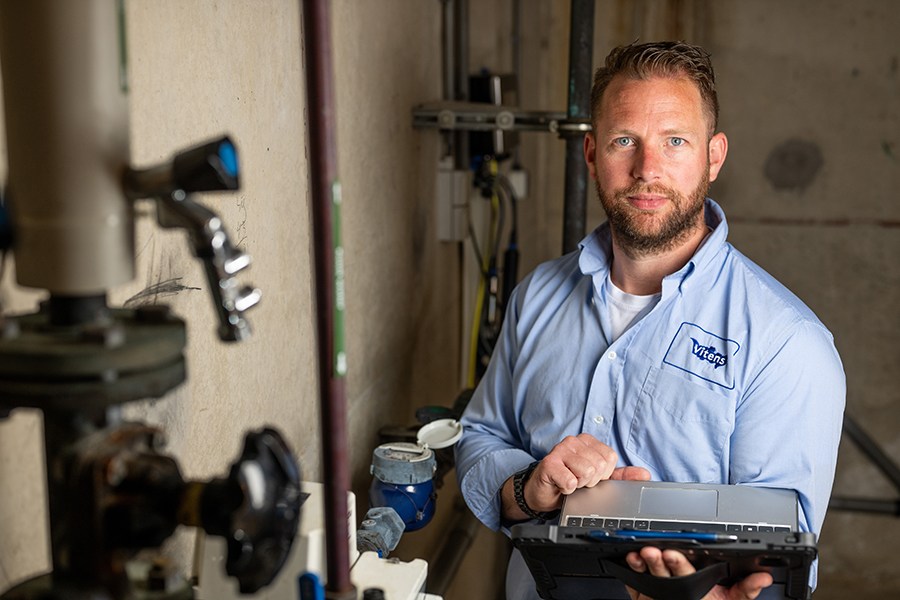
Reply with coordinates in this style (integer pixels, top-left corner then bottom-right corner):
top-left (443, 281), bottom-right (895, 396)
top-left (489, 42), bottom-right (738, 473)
top-left (690, 337), bottom-right (727, 369)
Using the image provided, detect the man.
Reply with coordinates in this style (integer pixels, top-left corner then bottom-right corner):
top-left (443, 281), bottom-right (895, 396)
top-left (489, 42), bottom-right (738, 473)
top-left (455, 41), bottom-right (845, 600)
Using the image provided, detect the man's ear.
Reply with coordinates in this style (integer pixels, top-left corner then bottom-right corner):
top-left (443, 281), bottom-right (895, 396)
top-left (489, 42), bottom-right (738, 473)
top-left (584, 132), bottom-right (598, 180)
top-left (708, 132), bottom-right (728, 182)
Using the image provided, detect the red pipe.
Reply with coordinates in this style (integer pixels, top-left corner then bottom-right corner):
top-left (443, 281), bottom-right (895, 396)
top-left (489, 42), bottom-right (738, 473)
top-left (301, 1), bottom-right (355, 597)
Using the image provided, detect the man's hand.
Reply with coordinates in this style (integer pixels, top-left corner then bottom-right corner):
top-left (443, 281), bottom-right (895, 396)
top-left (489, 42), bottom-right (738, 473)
top-left (501, 433), bottom-right (651, 521)
top-left (624, 547), bottom-right (774, 600)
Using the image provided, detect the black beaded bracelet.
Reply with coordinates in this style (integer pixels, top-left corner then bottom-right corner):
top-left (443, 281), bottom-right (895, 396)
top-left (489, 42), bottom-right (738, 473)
top-left (513, 460), bottom-right (559, 521)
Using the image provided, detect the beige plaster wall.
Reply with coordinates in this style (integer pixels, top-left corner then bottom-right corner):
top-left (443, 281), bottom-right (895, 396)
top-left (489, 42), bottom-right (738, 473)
top-left (0, 0), bottom-right (469, 595)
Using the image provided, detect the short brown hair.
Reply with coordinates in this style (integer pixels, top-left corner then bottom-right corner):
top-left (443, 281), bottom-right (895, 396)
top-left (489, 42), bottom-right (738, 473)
top-left (590, 41), bottom-right (719, 137)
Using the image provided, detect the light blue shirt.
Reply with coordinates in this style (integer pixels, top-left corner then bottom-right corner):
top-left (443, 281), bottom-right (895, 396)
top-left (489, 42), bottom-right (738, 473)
top-left (455, 199), bottom-right (845, 593)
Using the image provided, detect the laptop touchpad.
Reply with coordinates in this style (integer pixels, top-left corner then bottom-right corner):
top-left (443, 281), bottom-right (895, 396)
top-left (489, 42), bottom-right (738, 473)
top-left (639, 487), bottom-right (718, 518)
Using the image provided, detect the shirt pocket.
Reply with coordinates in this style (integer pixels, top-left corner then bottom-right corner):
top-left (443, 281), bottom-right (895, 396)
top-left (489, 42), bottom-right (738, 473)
top-left (626, 366), bottom-right (735, 483)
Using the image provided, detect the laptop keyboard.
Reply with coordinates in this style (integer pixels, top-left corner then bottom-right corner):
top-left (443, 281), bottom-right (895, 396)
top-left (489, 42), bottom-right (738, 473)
top-left (564, 517), bottom-right (791, 533)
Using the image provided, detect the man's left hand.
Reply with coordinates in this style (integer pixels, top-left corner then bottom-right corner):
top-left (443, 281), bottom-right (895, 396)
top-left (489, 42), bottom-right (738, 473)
top-left (624, 547), bottom-right (774, 600)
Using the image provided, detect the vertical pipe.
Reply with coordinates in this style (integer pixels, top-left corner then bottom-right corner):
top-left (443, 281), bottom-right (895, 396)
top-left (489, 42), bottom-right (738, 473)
top-left (454, 0), bottom-right (468, 102)
top-left (561, 0), bottom-right (595, 254)
top-left (442, 0), bottom-right (456, 159)
top-left (300, 1), bottom-right (355, 598)
top-left (0, 0), bottom-right (132, 294)
top-left (453, 0), bottom-right (469, 169)
top-left (442, 0), bottom-right (455, 101)
top-left (512, 0), bottom-right (522, 102)
top-left (511, 0), bottom-right (522, 166)
top-left (42, 411), bottom-right (102, 582)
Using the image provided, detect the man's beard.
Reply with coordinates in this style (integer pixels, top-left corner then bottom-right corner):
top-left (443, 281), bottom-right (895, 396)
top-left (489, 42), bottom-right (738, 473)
top-left (596, 166), bottom-right (710, 257)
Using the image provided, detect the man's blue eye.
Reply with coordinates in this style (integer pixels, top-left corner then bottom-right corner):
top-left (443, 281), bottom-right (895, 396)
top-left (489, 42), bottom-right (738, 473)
top-left (615, 137), bottom-right (632, 146)
top-left (670, 137), bottom-right (685, 146)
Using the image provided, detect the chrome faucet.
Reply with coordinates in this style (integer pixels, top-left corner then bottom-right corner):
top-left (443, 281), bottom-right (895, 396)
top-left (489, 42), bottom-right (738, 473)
top-left (124, 136), bottom-right (260, 341)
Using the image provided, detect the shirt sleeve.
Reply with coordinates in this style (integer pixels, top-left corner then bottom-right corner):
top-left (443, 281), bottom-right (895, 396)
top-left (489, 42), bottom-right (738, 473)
top-left (455, 279), bottom-right (538, 533)
top-left (730, 319), bottom-right (846, 538)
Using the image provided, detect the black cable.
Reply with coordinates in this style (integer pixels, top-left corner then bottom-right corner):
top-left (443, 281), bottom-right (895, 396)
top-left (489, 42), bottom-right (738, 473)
top-left (497, 174), bottom-right (519, 245)
top-left (467, 171), bottom-right (507, 278)
top-left (492, 184), bottom-right (505, 261)
top-left (496, 174), bottom-right (520, 309)
top-left (472, 164), bottom-right (524, 379)
top-left (467, 219), bottom-right (485, 276)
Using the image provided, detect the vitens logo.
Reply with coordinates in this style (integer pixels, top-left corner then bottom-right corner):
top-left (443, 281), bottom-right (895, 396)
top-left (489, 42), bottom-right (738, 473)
top-left (690, 337), bottom-right (727, 369)
top-left (663, 323), bottom-right (739, 389)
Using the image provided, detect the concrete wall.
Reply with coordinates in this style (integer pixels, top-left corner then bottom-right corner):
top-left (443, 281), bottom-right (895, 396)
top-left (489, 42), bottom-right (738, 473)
top-left (507, 1), bottom-right (900, 597)
top-left (454, 0), bottom-right (900, 597)
top-left (1, 1), bottom-right (899, 599)
top-left (707, 2), bottom-right (900, 596)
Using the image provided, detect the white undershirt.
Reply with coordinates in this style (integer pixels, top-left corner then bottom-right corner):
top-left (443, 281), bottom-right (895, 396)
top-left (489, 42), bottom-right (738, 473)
top-left (604, 228), bottom-right (713, 343)
top-left (606, 274), bottom-right (661, 343)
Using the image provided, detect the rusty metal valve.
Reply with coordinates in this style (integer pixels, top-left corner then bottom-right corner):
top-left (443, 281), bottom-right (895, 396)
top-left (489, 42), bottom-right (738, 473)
top-left (181, 427), bottom-right (305, 593)
top-left (60, 424), bottom-right (303, 595)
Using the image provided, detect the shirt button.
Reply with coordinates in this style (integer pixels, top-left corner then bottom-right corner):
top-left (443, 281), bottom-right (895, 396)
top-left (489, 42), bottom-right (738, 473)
top-left (594, 414), bottom-right (605, 424)
top-left (607, 351), bottom-right (617, 360)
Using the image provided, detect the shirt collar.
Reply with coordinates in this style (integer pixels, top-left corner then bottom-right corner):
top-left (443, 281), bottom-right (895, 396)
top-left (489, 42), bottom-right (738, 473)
top-left (577, 221), bottom-right (613, 277)
top-left (578, 198), bottom-right (729, 293)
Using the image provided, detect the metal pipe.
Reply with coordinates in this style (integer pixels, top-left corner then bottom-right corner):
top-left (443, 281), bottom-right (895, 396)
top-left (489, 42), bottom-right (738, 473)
top-left (561, 0), bottom-right (595, 254)
top-left (442, 0), bottom-right (455, 102)
top-left (828, 497), bottom-right (900, 516)
top-left (454, 0), bottom-right (468, 102)
top-left (300, 1), bottom-right (355, 598)
top-left (441, 0), bottom-right (456, 160)
top-left (425, 498), bottom-right (482, 596)
top-left (511, 0), bottom-right (522, 166)
top-left (43, 410), bottom-right (95, 579)
top-left (843, 414), bottom-right (900, 493)
top-left (453, 0), bottom-right (469, 169)
top-left (512, 0), bottom-right (521, 91)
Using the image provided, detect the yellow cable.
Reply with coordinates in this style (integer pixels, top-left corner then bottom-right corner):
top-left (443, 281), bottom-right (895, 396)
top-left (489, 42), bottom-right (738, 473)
top-left (468, 160), bottom-right (500, 388)
top-left (468, 276), bottom-right (485, 388)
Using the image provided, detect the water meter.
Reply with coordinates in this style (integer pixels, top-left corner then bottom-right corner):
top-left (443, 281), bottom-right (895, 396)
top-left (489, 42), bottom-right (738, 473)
top-left (369, 442), bottom-right (436, 532)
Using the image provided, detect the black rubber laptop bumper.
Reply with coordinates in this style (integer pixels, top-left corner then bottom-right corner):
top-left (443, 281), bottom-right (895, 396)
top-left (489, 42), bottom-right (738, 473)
top-left (511, 524), bottom-right (815, 600)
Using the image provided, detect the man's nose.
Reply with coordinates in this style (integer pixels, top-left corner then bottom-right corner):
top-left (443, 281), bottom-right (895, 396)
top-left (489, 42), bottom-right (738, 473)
top-left (632, 144), bottom-right (663, 182)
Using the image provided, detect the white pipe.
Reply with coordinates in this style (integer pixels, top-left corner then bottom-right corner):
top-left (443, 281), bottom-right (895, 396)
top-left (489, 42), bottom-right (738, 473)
top-left (0, 0), bottom-right (132, 294)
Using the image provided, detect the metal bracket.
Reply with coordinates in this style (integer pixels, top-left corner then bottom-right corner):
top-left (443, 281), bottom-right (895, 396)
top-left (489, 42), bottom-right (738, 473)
top-left (412, 100), bottom-right (590, 137)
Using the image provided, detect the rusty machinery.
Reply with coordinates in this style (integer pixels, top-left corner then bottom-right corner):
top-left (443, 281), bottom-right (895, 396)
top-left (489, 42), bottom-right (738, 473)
top-left (0, 2), bottom-right (302, 599)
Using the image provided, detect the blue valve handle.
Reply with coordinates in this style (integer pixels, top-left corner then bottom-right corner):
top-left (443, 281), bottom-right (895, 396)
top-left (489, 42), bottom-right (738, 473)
top-left (172, 135), bottom-right (240, 192)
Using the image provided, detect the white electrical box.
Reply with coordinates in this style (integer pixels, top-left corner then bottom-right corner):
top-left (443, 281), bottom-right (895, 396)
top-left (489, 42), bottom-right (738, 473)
top-left (436, 158), bottom-right (470, 242)
top-left (507, 168), bottom-right (528, 201)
